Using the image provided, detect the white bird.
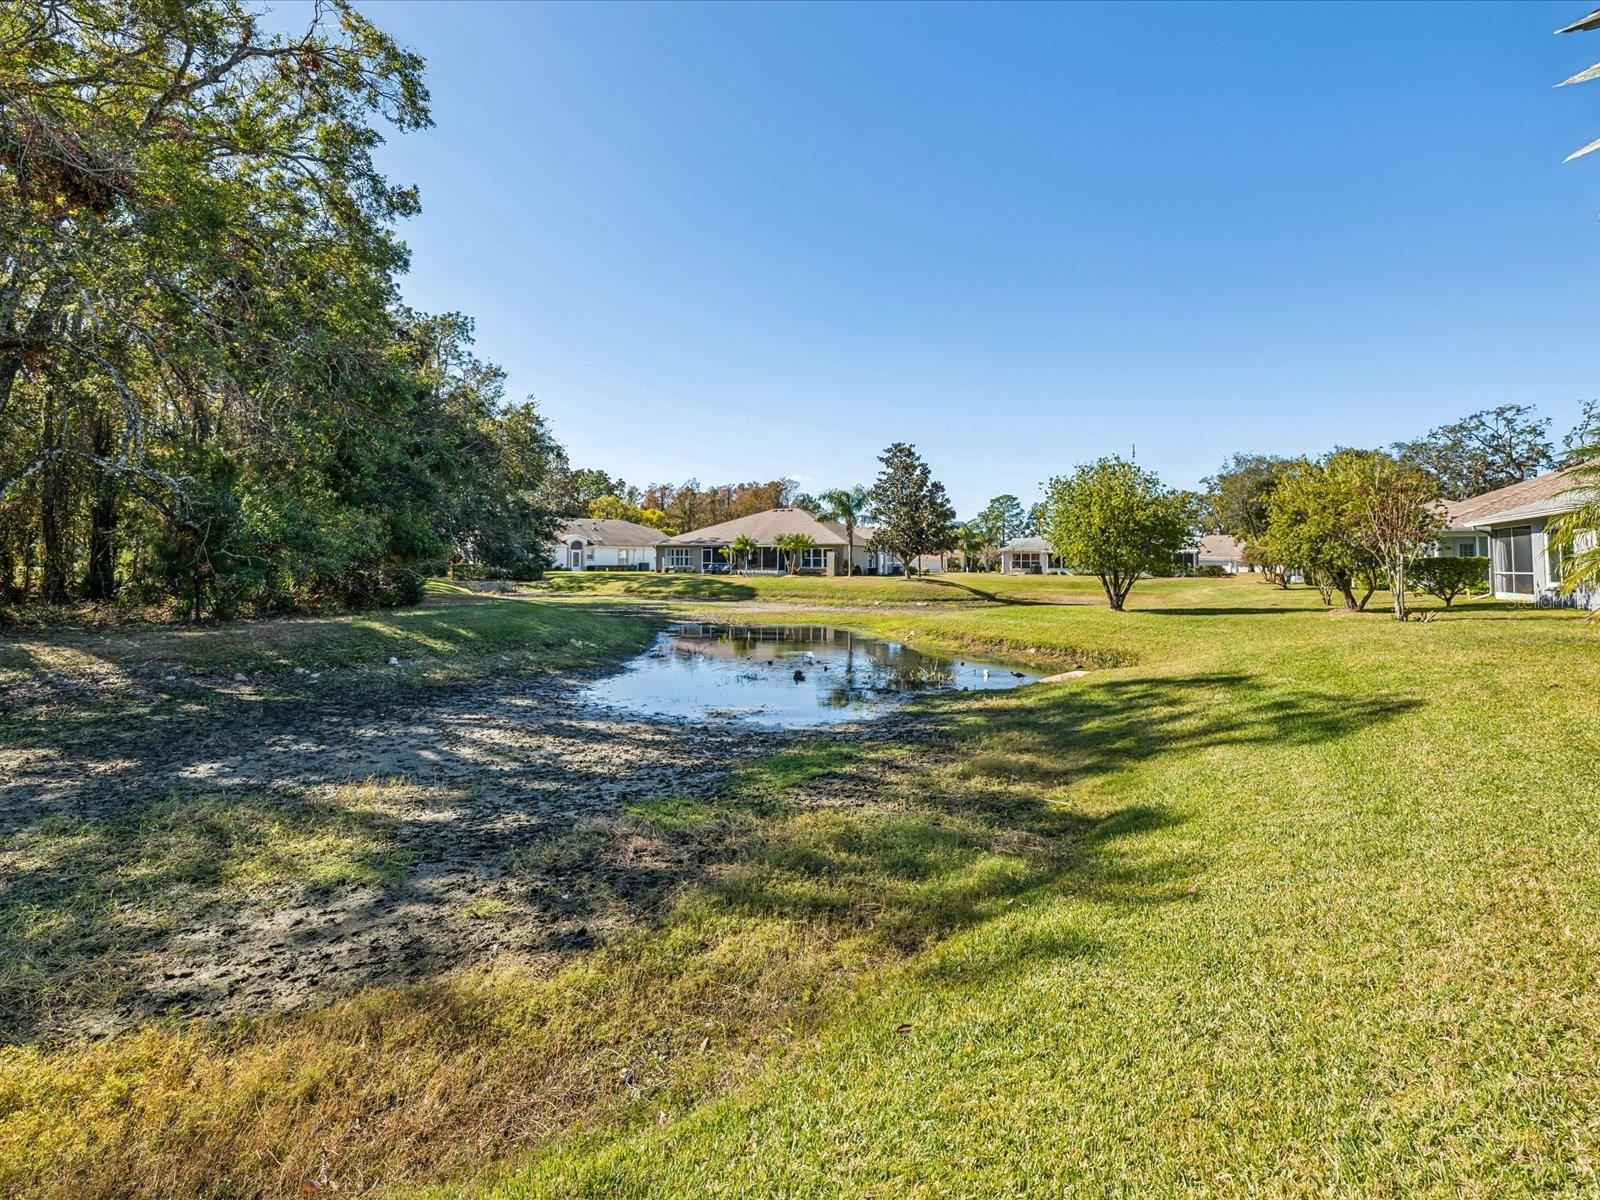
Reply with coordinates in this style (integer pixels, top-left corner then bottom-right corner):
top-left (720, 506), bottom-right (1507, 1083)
top-left (981, 669), bottom-right (990, 680)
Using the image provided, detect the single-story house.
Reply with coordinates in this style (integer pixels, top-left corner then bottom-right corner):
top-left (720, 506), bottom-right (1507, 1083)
top-left (1175, 534), bottom-right (1248, 574)
top-left (549, 517), bottom-right (667, 571)
top-left (998, 537), bottom-right (1068, 574)
top-left (660, 509), bottom-right (942, 575)
top-left (1438, 468), bottom-right (1596, 602)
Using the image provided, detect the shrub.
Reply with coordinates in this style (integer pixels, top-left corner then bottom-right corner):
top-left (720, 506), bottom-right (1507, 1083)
top-left (1196, 564), bottom-right (1228, 578)
top-left (1411, 556), bottom-right (1488, 607)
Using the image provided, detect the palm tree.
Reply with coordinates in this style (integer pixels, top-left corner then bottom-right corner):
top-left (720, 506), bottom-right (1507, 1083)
top-left (1549, 444), bottom-right (1600, 606)
top-left (820, 485), bottom-right (872, 576)
top-left (956, 522), bottom-right (986, 572)
top-left (730, 533), bottom-right (759, 574)
top-left (774, 532), bottom-right (815, 574)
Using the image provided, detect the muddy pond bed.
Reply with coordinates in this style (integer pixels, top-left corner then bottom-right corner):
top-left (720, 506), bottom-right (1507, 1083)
top-left (579, 623), bottom-right (1040, 728)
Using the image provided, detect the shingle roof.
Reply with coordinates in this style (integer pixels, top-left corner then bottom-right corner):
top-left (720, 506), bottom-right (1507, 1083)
top-left (1000, 537), bottom-right (1052, 553)
top-left (554, 518), bottom-right (669, 548)
top-left (1439, 468), bottom-right (1593, 528)
top-left (1195, 534), bottom-right (1245, 560)
top-left (660, 508), bottom-right (849, 547)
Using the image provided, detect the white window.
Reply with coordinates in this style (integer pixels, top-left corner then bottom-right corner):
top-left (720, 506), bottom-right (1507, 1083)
top-left (800, 548), bottom-right (827, 571)
top-left (665, 548), bottom-right (695, 570)
top-left (618, 549), bottom-right (631, 565)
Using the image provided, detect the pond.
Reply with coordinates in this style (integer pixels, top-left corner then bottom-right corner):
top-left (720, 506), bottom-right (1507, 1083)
top-left (580, 623), bottom-right (1040, 728)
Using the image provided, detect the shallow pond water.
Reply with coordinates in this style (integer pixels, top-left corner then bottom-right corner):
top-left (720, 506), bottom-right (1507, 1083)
top-left (580, 623), bottom-right (1040, 728)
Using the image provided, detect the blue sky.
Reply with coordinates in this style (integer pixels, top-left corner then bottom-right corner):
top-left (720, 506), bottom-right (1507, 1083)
top-left (287, 1), bottom-right (1600, 514)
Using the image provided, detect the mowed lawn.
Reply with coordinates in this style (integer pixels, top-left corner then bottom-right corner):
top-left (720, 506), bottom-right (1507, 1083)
top-left (6, 576), bottom-right (1600, 1198)
top-left (462, 577), bottom-right (1600, 1197)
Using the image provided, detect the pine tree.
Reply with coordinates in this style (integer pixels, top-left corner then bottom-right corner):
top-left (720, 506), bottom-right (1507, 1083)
top-left (868, 443), bottom-right (956, 576)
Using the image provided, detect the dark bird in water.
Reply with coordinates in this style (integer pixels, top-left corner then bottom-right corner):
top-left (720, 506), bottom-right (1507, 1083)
top-left (793, 669), bottom-right (806, 682)
top-left (1011, 671), bottom-right (1025, 678)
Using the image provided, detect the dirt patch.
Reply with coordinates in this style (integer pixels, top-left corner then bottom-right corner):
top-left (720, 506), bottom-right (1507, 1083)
top-left (1, 663), bottom-right (915, 1043)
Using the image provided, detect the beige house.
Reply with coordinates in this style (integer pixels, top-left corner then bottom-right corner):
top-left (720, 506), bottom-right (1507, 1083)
top-left (660, 509), bottom-right (941, 575)
top-left (1176, 534), bottom-right (1248, 574)
top-left (998, 537), bottom-right (1068, 574)
top-left (1438, 468), bottom-right (1596, 602)
top-left (549, 517), bottom-right (668, 571)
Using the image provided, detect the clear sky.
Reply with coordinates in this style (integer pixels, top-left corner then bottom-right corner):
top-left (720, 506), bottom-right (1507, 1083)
top-left (281, 1), bottom-right (1600, 514)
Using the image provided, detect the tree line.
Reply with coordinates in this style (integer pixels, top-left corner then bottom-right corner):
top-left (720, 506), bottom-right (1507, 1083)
top-left (0, 1), bottom-right (575, 620)
top-left (569, 474), bottom-right (805, 536)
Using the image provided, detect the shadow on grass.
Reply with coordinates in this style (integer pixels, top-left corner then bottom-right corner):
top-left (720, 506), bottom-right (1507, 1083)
top-left (916, 577), bottom-right (1074, 606)
top-left (2, 663), bottom-right (1430, 1198)
top-left (2, 661), bottom-right (1421, 1045)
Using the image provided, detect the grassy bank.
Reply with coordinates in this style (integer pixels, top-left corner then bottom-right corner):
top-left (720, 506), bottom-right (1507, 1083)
top-left (538, 568), bottom-right (1113, 607)
top-left (5, 576), bottom-right (1600, 1197)
top-left (0, 583), bottom-right (655, 690)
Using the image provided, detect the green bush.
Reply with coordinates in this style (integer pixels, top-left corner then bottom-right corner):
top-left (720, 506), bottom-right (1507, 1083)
top-left (1411, 556), bottom-right (1488, 607)
top-left (1196, 564), bottom-right (1228, 578)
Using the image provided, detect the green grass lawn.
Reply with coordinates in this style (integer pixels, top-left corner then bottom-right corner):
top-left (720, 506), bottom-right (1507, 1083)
top-left (536, 567), bottom-right (1112, 606)
top-left (450, 577), bottom-right (1600, 1198)
top-left (6, 575), bottom-right (1600, 1198)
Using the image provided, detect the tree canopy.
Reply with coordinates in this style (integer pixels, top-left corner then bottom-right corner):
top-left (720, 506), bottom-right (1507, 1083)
top-left (1392, 405), bottom-right (1555, 500)
top-left (0, 0), bottom-right (566, 616)
top-left (1042, 456), bottom-right (1192, 611)
top-left (973, 494), bottom-right (1027, 566)
top-left (868, 442), bottom-right (955, 576)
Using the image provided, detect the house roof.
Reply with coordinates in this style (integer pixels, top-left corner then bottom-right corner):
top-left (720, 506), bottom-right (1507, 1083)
top-left (1195, 533), bottom-right (1245, 561)
top-left (1000, 537), bottom-right (1052, 553)
top-left (660, 508), bottom-right (849, 548)
top-left (1438, 468), bottom-right (1594, 529)
top-left (554, 518), bottom-right (669, 548)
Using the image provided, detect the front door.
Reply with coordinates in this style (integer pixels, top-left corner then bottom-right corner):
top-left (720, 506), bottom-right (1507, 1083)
top-left (569, 541), bottom-right (585, 570)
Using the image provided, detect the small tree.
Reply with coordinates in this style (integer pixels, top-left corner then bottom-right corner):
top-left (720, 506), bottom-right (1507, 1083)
top-left (1262, 453), bottom-right (1379, 611)
top-left (730, 533), bottom-right (759, 573)
top-left (1042, 457), bottom-right (1193, 611)
top-left (868, 442), bottom-right (956, 578)
top-left (774, 532), bottom-right (814, 574)
top-left (1411, 557), bottom-right (1489, 607)
top-left (1341, 453), bottom-right (1443, 620)
top-left (820, 485), bottom-right (872, 575)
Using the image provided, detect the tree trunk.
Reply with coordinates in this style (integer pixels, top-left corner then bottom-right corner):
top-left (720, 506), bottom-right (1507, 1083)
top-left (1335, 570), bottom-right (1358, 612)
top-left (1389, 561), bottom-right (1408, 621)
top-left (83, 418), bottom-right (118, 602)
top-left (39, 462), bottom-right (70, 605)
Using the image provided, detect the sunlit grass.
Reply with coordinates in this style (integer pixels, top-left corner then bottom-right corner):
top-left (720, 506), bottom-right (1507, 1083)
top-left (6, 576), bottom-right (1600, 1198)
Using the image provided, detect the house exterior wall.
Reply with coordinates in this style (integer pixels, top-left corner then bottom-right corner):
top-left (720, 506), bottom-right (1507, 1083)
top-left (549, 539), bottom-right (659, 571)
top-left (1436, 533), bottom-right (1489, 557)
top-left (1000, 550), bottom-right (1067, 573)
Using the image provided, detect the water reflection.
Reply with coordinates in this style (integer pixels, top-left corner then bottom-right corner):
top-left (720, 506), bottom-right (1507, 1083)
top-left (581, 624), bottom-right (1038, 728)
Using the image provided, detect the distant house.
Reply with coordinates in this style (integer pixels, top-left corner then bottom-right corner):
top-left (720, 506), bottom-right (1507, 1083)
top-left (550, 517), bottom-right (667, 571)
top-left (998, 537), bottom-right (1068, 574)
top-left (1438, 468), bottom-right (1596, 601)
top-left (1175, 534), bottom-right (1248, 574)
top-left (660, 509), bottom-right (942, 574)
